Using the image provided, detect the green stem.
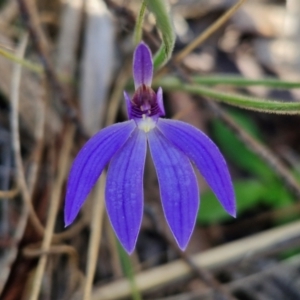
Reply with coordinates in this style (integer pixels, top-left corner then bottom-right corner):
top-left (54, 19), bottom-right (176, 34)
top-left (117, 242), bottom-right (141, 300)
top-left (133, 0), bottom-right (147, 45)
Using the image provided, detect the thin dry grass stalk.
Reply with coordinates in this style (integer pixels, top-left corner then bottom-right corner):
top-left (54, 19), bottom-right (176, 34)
top-left (29, 124), bottom-right (75, 300)
top-left (174, 0), bottom-right (247, 63)
top-left (0, 33), bottom-right (30, 296)
top-left (2, 31), bottom-right (48, 296)
top-left (83, 44), bottom-right (133, 300)
top-left (83, 175), bottom-right (106, 300)
top-left (9, 32), bottom-right (46, 238)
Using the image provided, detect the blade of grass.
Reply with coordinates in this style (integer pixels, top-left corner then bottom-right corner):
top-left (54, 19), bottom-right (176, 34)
top-left (193, 75), bottom-right (300, 89)
top-left (157, 77), bottom-right (300, 114)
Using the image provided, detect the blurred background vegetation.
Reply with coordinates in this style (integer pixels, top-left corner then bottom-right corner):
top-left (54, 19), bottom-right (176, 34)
top-left (1, 0), bottom-right (300, 299)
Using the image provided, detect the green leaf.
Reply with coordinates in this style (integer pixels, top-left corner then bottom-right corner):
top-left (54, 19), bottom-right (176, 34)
top-left (157, 77), bottom-right (300, 115)
top-left (193, 75), bottom-right (300, 89)
top-left (146, 0), bottom-right (175, 69)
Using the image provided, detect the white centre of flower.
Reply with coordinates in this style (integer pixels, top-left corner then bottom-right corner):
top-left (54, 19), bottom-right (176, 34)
top-left (138, 114), bottom-right (156, 132)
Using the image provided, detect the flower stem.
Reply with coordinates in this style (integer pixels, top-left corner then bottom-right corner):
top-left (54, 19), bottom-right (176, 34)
top-left (117, 241), bottom-right (141, 300)
top-left (133, 0), bottom-right (147, 45)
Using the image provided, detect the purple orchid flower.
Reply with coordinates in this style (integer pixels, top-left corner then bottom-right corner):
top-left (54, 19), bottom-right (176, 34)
top-left (65, 42), bottom-right (236, 254)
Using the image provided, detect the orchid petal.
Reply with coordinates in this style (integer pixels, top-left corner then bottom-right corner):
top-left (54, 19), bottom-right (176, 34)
top-left (65, 120), bottom-right (136, 226)
top-left (157, 119), bottom-right (236, 216)
top-left (133, 42), bottom-right (153, 89)
top-left (106, 128), bottom-right (147, 254)
top-left (148, 128), bottom-right (199, 250)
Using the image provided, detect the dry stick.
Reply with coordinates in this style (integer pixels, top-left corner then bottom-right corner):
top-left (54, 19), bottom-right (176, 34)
top-left (83, 175), bottom-right (106, 300)
top-left (174, 0), bottom-right (246, 63)
top-left (29, 124), bottom-right (75, 300)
